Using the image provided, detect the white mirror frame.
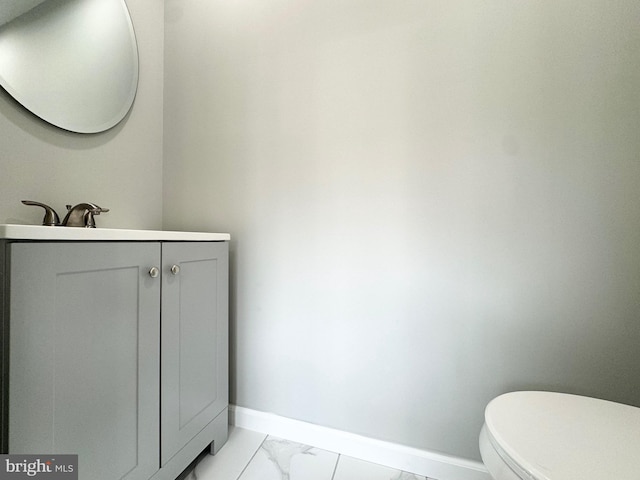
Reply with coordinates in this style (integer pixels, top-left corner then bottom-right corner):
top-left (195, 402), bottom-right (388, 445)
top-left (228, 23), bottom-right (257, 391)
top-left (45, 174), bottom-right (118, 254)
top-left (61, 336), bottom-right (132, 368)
top-left (0, 0), bottom-right (139, 133)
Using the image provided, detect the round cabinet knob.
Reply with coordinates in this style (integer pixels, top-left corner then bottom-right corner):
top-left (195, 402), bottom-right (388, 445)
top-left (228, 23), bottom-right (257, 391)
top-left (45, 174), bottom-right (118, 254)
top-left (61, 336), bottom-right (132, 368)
top-left (170, 264), bottom-right (180, 275)
top-left (149, 267), bottom-right (160, 278)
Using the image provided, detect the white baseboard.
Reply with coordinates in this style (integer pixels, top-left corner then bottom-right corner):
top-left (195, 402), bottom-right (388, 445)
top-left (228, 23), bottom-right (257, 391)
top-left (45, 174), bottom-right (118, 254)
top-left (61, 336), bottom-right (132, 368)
top-left (229, 405), bottom-right (491, 480)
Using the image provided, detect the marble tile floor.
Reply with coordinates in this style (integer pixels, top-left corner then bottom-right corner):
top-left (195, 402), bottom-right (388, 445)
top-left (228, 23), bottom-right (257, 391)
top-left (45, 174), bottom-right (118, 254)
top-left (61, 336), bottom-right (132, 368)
top-left (183, 426), bottom-right (434, 480)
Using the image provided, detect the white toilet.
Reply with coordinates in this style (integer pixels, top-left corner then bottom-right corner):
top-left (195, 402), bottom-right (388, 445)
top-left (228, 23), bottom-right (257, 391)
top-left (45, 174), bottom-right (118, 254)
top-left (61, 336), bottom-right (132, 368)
top-left (479, 391), bottom-right (640, 480)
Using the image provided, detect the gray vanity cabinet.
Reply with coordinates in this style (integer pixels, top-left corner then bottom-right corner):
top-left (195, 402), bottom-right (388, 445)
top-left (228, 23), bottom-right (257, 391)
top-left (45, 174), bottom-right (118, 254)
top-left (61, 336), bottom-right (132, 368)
top-left (1, 239), bottom-right (229, 480)
top-left (7, 242), bottom-right (161, 480)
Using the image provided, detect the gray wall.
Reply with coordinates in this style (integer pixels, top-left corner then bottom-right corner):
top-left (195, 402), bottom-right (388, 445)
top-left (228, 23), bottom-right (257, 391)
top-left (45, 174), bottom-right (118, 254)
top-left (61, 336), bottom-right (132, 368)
top-left (164, 0), bottom-right (640, 461)
top-left (0, 0), bottom-right (164, 229)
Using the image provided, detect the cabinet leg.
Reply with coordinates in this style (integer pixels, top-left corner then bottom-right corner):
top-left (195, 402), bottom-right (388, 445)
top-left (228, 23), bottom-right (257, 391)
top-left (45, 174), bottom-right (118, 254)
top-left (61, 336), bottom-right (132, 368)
top-left (208, 407), bottom-right (229, 455)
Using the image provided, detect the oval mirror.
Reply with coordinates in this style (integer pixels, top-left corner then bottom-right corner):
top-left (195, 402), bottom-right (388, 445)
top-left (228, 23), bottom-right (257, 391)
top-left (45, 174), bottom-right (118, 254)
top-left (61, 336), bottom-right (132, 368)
top-left (0, 0), bottom-right (138, 133)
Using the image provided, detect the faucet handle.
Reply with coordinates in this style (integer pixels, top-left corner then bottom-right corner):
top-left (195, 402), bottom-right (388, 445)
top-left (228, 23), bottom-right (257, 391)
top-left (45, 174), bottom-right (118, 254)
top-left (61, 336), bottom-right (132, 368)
top-left (89, 204), bottom-right (109, 215)
top-left (84, 203), bottom-right (109, 228)
top-left (22, 200), bottom-right (61, 226)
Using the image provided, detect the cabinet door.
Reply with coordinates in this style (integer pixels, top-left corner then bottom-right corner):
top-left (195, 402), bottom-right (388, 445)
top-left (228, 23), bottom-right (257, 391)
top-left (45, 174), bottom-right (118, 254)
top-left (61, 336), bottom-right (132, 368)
top-left (8, 242), bottom-right (160, 480)
top-left (160, 242), bottom-right (228, 465)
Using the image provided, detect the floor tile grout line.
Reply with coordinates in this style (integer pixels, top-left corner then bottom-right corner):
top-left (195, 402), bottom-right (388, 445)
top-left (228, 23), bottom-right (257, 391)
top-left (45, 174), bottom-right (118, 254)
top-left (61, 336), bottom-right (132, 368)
top-left (234, 434), bottom-right (269, 480)
top-left (330, 454), bottom-right (343, 480)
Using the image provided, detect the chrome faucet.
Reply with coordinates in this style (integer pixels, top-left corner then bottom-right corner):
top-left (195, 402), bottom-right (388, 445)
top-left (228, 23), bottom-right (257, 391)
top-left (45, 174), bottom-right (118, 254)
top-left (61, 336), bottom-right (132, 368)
top-left (22, 200), bottom-right (109, 228)
top-left (62, 203), bottom-right (109, 228)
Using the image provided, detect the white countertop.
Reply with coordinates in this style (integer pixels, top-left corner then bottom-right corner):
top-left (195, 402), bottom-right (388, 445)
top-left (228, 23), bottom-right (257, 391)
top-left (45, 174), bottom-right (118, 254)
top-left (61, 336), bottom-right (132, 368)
top-left (0, 224), bottom-right (230, 241)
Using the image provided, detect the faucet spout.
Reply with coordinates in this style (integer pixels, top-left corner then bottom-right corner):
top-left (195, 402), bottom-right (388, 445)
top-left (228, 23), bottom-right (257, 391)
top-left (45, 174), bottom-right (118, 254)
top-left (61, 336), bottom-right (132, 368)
top-left (62, 203), bottom-right (109, 228)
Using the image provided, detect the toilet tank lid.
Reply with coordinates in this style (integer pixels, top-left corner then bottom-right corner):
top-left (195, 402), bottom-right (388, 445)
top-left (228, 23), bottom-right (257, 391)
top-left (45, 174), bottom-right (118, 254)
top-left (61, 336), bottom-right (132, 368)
top-left (484, 391), bottom-right (640, 480)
